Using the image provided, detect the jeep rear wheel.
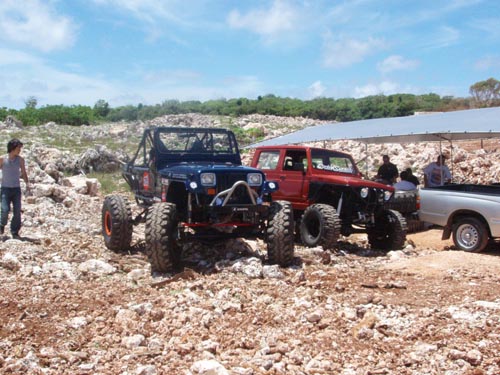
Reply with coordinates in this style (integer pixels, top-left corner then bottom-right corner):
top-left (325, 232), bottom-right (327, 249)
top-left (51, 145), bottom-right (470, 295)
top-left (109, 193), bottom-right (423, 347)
top-left (368, 209), bottom-right (407, 251)
top-left (266, 200), bottom-right (294, 266)
top-left (102, 195), bottom-right (133, 251)
top-left (300, 204), bottom-right (341, 250)
top-left (145, 203), bottom-right (182, 273)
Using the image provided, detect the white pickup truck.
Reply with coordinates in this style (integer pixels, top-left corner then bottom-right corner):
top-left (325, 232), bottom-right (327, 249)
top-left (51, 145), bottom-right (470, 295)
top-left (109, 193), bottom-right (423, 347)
top-left (418, 184), bottom-right (500, 252)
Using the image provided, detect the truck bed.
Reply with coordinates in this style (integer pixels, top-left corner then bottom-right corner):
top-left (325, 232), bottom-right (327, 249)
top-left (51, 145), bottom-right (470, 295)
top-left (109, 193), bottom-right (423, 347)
top-left (427, 184), bottom-right (500, 195)
top-left (419, 183), bottom-right (500, 238)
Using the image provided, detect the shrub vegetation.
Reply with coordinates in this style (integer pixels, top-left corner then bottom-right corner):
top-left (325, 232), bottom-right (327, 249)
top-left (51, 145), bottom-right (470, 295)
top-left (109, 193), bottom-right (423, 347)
top-left (1, 78), bottom-right (498, 126)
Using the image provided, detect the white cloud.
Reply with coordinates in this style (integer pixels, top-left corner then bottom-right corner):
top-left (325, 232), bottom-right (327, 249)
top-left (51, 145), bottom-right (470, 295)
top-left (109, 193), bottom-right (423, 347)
top-left (90, 0), bottom-right (219, 44)
top-left (353, 81), bottom-right (400, 98)
top-left (469, 17), bottom-right (500, 39)
top-left (221, 75), bottom-right (265, 96)
top-left (0, 0), bottom-right (77, 52)
top-left (142, 69), bottom-right (201, 85)
top-left (322, 33), bottom-right (386, 68)
top-left (307, 81), bottom-right (326, 98)
top-left (377, 55), bottom-right (419, 73)
top-left (0, 48), bottom-right (119, 108)
top-left (0, 48), bottom-right (43, 66)
top-left (0, 46), bottom-right (267, 109)
top-left (92, 0), bottom-right (184, 25)
top-left (421, 26), bottom-right (460, 49)
top-left (227, 0), bottom-right (300, 43)
top-left (107, 75), bottom-right (265, 106)
top-left (474, 55), bottom-right (500, 70)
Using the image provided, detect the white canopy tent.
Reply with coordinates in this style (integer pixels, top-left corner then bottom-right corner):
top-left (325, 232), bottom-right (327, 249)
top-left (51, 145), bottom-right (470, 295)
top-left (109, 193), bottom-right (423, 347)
top-left (248, 106), bottom-right (500, 147)
top-left (247, 106), bottom-right (500, 182)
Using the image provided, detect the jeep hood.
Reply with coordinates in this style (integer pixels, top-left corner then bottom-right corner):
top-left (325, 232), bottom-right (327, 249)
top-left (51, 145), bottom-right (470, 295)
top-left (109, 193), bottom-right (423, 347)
top-left (158, 163), bottom-right (262, 177)
top-left (314, 174), bottom-right (395, 191)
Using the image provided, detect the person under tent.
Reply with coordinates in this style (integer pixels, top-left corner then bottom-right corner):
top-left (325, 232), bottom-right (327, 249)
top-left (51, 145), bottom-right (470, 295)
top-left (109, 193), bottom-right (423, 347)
top-left (393, 170), bottom-right (417, 191)
top-left (404, 167), bottom-right (420, 186)
top-left (375, 154), bottom-right (398, 185)
top-left (424, 154), bottom-right (451, 187)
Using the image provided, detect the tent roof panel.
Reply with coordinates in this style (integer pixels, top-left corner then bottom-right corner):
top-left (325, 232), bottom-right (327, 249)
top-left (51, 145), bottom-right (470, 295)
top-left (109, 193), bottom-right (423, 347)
top-left (248, 106), bottom-right (500, 147)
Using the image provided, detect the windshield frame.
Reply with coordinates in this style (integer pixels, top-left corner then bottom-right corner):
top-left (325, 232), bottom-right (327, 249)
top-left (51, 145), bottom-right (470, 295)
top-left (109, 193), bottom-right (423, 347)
top-left (310, 149), bottom-right (359, 175)
top-left (157, 129), bottom-right (237, 154)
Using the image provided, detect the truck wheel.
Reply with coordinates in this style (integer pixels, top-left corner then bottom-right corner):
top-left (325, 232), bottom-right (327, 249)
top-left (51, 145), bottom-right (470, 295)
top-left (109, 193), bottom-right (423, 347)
top-left (300, 204), bottom-right (341, 250)
top-left (266, 200), bottom-right (295, 266)
top-left (102, 195), bottom-right (133, 251)
top-left (368, 209), bottom-right (407, 251)
top-left (452, 217), bottom-right (489, 253)
top-left (145, 203), bottom-right (182, 273)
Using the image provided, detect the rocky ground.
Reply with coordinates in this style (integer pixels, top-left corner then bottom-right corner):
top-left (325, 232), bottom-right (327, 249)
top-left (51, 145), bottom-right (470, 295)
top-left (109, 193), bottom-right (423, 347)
top-left (1, 114), bottom-right (500, 375)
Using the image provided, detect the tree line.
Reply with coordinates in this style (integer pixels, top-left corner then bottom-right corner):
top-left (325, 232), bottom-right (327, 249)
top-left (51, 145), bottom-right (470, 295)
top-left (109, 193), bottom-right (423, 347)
top-left (1, 78), bottom-right (499, 127)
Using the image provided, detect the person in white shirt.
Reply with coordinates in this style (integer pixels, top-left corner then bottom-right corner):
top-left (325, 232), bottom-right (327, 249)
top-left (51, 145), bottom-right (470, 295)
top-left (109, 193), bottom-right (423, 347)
top-left (0, 139), bottom-right (31, 239)
top-left (393, 170), bottom-right (417, 191)
top-left (423, 154), bottom-right (451, 188)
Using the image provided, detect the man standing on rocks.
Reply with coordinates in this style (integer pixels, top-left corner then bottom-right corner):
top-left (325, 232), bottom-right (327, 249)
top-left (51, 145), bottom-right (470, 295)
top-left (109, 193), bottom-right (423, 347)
top-left (0, 139), bottom-right (31, 239)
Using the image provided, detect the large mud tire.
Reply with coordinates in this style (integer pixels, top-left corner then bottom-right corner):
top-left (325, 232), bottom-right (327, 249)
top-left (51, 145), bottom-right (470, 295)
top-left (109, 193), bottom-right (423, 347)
top-left (452, 217), bottom-right (489, 253)
top-left (300, 204), bottom-right (341, 250)
top-left (266, 200), bottom-right (295, 266)
top-left (102, 195), bottom-right (133, 251)
top-left (406, 217), bottom-right (425, 233)
top-left (385, 190), bottom-right (418, 214)
top-left (368, 209), bottom-right (407, 251)
top-left (145, 203), bottom-right (181, 273)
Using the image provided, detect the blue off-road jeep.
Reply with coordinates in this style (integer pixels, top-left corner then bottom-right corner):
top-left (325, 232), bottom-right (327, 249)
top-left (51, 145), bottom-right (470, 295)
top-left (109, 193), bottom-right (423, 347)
top-left (101, 127), bottom-right (294, 273)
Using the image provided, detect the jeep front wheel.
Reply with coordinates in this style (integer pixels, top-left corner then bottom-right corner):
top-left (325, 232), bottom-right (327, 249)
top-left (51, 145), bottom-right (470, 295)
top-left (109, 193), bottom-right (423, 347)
top-left (145, 203), bottom-right (182, 273)
top-left (266, 200), bottom-right (294, 266)
top-left (368, 209), bottom-right (407, 251)
top-left (102, 195), bottom-right (133, 251)
top-left (300, 204), bottom-right (341, 250)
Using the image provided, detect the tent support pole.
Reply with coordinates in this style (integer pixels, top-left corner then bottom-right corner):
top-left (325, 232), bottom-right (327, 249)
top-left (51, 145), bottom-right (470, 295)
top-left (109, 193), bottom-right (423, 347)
top-left (365, 143), bottom-right (368, 177)
top-left (439, 141), bottom-right (443, 185)
top-left (450, 141), bottom-right (454, 182)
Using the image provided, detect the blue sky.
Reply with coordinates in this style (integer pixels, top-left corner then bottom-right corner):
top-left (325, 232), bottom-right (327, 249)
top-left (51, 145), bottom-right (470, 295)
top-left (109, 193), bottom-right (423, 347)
top-left (1, 0), bottom-right (499, 110)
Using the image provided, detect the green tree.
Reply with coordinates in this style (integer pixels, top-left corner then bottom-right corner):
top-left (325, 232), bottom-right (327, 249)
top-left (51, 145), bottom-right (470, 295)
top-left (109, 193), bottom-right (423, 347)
top-left (93, 99), bottom-right (110, 118)
top-left (469, 78), bottom-right (500, 107)
top-left (37, 105), bottom-right (93, 125)
top-left (0, 107), bottom-right (8, 121)
top-left (69, 105), bottom-right (94, 125)
top-left (24, 96), bottom-right (38, 109)
top-left (17, 108), bottom-right (38, 125)
top-left (107, 105), bottom-right (138, 121)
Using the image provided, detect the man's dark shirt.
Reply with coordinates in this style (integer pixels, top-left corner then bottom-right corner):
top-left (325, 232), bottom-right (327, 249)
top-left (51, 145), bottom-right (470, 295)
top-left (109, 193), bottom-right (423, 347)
top-left (377, 163), bottom-right (398, 182)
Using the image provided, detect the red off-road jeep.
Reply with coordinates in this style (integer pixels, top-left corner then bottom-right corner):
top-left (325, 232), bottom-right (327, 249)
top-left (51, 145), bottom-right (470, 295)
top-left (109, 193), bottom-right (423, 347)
top-left (251, 145), bottom-right (407, 250)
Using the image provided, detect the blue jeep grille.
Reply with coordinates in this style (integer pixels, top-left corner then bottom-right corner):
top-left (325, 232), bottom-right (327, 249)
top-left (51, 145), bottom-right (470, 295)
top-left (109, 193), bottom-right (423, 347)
top-left (216, 173), bottom-right (254, 204)
top-left (216, 173), bottom-right (248, 191)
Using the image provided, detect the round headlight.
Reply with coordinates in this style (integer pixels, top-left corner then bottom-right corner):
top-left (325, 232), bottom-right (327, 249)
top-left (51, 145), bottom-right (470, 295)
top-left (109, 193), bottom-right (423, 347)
top-left (189, 181), bottom-right (198, 190)
top-left (268, 182), bottom-right (276, 190)
top-left (384, 190), bottom-right (393, 201)
top-left (360, 187), bottom-right (369, 198)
